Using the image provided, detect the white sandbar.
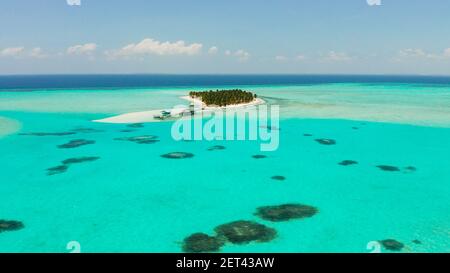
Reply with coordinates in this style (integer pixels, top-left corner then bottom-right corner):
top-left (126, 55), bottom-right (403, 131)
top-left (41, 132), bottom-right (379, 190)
top-left (93, 96), bottom-right (266, 124)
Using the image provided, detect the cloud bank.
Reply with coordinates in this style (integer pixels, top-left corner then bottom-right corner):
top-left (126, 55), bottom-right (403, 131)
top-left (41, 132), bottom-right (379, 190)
top-left (108, 38), bottom-right (203, 58)
top-left (225, 49), bottom-right (250, 62)
top-left (322, 51), bottom-right (353, 62)
top-left (208, 46), bottom-right (218, 55)
top-left (67, 43), bottom-right (97, 55)
top-left (0, 47), bottom-right (25, 57)
top-left (397, 48), bottom-right (450, 61)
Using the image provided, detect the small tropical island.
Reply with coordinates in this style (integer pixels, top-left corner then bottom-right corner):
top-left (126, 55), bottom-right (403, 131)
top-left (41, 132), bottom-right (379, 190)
top-left (94, 89), bottom-right (265, 123)
top-left (189, 89), bottom-right (257, 107)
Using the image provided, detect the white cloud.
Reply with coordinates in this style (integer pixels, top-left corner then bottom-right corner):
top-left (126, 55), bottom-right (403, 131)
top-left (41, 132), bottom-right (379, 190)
top-left (225, 49), bottom-right (250, 61)
top-left (29, 47), bottom-right (46, 59)
top-left (398, 48), bottom-right (428, 58)
top-left (443, 48), bottom-right (450, 58)
top-left (66, 0), bottom-right (81, 6)
top-left (108, 38), bottom-right (202, 58)
top-left (235, 50), bottom-right (250, 61)
top-left (396, 48), bottom-right (445, 61)
top-left (295, 54), bottom-right (306, 61)
top-left (0, 47), bottom-right (25, 57)
top-left (275, 55), bottom-right (288, 62)
top-left (367, 0), bottom-right (381, 6)
top-left (274, 54), bottom-right (306, 62)
top-left (67, 43), bottom-right (97, 55)
top-left (208, 46), bottom-right (218, 55)
top-left (322, 51), bottom-right (353, 62)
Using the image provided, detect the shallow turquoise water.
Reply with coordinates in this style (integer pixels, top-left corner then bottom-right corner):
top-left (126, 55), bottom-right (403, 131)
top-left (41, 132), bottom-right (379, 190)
top-left (1, 83), bottom-right (450, 253)
top-left (2, 83), bottom-right (450, 126)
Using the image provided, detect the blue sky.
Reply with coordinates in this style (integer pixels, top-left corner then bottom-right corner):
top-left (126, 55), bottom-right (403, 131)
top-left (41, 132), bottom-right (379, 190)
top-left (0, 0), bottom-right (449, 74)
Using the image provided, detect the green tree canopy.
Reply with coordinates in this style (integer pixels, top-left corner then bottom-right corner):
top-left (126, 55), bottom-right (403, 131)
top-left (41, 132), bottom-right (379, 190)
top-left (189, 89), bottom-right (256, 107)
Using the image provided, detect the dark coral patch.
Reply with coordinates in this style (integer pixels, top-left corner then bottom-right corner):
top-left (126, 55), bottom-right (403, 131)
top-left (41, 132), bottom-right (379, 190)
top-left (71, 128), bottom-right (104, 133)
top-left (127, 123), bottom-right (144, 128)
top-left (215, 220), bottom-right (276, 244)
top-left (161, 152), bottom-right (194, 159)
top-left (303, 134), bottom-right (313, 137)
top-left (47, 157), bottom-right (99, 176)
top-left (207, 145), bottom-right (226, 151)
top-left (379, 239), bottom-right (405, 251)
top-left (376, 165), bottom-right (400, 172)
top-left (271, 176), bottom-right (286, 181)
top-left (182, 233), bottom-right (225, 253)
top-left (114, 135), bottom-right (159, 144)
top-left (62, 156), bottom-right (100, 165)
top-left (255, 204), bottom-right (318, 222)
top-left (339, 160), bottom-right (358, 166)
top-left (412, 240), bottom-right (422, 245)
top-left (0, 220), bottom-right (24, 233)
top-left (252, 155), bottom-right (267, 159)
top-left (315, 139), bottom-right (336, 145)
top-left (20, 132), bottom-right (76, 136)
top-left (58, 139), bottom-right (95, 149)
top-left (47, 165), bottom-right (69, 176)
top-left (404, 166), bottom-right (417, 172)
top-left (352, 127), bottom-right (359, 130)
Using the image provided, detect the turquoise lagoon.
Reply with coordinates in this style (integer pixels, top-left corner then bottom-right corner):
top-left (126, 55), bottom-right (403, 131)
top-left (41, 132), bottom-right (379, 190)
top-left (0, 80), bottom-right (450, 253)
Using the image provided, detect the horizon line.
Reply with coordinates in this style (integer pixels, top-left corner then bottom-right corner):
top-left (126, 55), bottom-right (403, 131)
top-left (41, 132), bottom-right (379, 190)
top-left (1, 73), bottom-right (450, 77)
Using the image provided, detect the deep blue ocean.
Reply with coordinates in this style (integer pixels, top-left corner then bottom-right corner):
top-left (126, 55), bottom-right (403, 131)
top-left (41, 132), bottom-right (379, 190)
top-left (2, 74), bottom-right (450, 91)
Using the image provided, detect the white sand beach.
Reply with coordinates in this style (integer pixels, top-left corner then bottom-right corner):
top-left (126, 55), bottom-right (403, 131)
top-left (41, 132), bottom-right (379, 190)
top-left (93, 109), bottom-right (168, 123)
